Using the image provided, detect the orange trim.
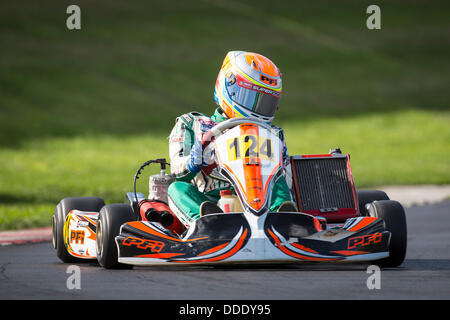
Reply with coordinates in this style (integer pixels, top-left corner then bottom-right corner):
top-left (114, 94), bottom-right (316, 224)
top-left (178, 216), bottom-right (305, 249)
top-left (221, 162), bottom-right (246, 198)
top-left (135, 253), bottom-right (185, 259)
top-left (127, 221), bottom-right (207, 243)
top-left (84, 216), bottom-right (97, 225)
top-left (67, 247), bottom-right (92, 258)
top-left (313, 218), bottom-right (323, 232)
top-left (332, 250), bottom-right (369, 256)
top-left (68, 251), bottom-right (86, 258)
top-left (87, 229), bottom-right (96, 241)
top-left (221, 55), bottom-right (231, 72)
top-left (175, 228), bottom-right (248, 263)
top-left (198, 242), bottom-right (230, 256)
top-left (221, 99), bottom-right (234, 119)
top-left (348, 217), bottom-right (378, 232)
top-left (267, 228), bottom-right (339, 261)
top-left (291, 242), bottom-right (318, 254)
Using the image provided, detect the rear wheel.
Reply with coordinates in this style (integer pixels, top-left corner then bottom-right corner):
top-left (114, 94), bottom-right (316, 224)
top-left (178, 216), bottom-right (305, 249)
top-left (357, 190), bottom-right (389, 216)
top-left (52, 197), bottom-right (105, 263)
top-left (96, 203), bottom-right (135, 269)
top-left (367, 200), bottom-right (407, 268)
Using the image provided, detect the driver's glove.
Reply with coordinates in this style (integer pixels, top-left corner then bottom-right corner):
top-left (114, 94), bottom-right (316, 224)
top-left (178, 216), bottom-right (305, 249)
top-left (187, 141), bottom-right (216, 174)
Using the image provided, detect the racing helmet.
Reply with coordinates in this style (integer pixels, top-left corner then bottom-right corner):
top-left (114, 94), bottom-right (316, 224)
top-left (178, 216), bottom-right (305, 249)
top-left (214, 51), bottom-right (282, 123)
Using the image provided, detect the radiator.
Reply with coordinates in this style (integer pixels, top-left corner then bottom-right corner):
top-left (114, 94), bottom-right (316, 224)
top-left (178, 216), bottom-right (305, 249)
top-left (290, 154), bottom-right (359, 222)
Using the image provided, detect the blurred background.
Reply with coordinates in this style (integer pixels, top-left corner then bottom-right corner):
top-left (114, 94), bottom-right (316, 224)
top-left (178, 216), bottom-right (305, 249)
top-left (0, 0), bottom-right (449, 229)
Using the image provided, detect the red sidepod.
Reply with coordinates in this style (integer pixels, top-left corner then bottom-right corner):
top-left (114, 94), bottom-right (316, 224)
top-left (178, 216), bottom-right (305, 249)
top-left (138, 200), bottom-right (186, 236)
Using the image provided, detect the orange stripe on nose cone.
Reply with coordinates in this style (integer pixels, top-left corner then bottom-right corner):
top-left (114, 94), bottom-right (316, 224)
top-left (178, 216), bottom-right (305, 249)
top-left (240, 124), bottom-right (265, 212)
top-left (198, 242), bottom-right (230, 256)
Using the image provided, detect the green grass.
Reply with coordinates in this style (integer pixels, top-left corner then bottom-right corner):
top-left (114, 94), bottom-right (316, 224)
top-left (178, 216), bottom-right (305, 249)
top-left (281, 109), bottom-right (449, 187)
top-left (0, 134), bottom-right (169, 229)
top-left (0, 0), bottom-right (449, 230)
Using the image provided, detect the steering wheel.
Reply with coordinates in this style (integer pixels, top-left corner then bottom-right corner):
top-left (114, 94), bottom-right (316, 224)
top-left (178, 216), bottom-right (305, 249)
top-left (200, 117), bottom-right (274, 176)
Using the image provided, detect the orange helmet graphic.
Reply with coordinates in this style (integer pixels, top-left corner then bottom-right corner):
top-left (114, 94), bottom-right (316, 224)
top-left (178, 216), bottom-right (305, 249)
top-left (214, 51), bottom-right (282, 123)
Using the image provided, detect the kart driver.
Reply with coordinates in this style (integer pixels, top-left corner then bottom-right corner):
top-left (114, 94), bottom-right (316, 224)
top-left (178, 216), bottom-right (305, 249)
top-left (167, 51), bottom-right (297, 225)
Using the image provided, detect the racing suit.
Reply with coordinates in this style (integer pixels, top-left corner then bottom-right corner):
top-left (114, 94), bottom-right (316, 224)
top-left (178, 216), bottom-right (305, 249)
top-left (167, 108), bottom-right (293, 226)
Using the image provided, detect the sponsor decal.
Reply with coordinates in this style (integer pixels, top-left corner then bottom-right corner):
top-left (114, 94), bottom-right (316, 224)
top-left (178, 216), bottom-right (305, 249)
top-left (76, 220), bottom-right (89, 228)
top-left (181, 114), bottom-right (193, 124)
top-left (260, 74), bottom-right (277, 86)
top-left (348, 232), bottom-right (382, 249)
top-left (170, 136), bottom-right (184, 143)
top-left (70, 230), bottom-right (85, 244)
top-left (237, 79), bottom-right (280, 97)
top-left (122, 236), bottom-right (165, 253)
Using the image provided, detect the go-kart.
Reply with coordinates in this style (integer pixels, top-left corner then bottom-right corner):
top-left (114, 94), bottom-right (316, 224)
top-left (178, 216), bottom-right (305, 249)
top-left (52, 117), bottom-right (407, 269)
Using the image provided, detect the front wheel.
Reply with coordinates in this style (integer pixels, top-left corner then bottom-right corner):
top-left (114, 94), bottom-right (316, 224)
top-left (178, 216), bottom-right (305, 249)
top-left (367, 200), bottom-right (407, 268)
top-left (357, 189), bottom-right (389, 216)
top-left (96, 203), bottom-right (135, 269)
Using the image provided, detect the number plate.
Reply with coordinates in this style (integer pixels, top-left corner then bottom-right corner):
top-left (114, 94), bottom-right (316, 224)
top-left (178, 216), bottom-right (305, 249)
top-left (227, 135), bottom-right (273, 162)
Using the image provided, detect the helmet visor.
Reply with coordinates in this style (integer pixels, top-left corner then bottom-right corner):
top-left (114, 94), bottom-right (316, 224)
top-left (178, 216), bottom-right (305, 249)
top-left (226, 74), bottom-right (280, 117)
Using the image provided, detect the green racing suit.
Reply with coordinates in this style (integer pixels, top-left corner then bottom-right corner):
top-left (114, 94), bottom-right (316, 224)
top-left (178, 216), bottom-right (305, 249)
top-left (167, 108), bottom-right (293, 226)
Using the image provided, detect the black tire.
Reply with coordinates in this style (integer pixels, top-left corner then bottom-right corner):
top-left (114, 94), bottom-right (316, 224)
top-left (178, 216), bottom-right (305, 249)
top-left (367, 200), bottom-right (407, 268)
top-left (96, 203), bottom-right (135, 269)
top-left (357, 189), bottom-right (390, 216)
top-left (52, 197), bottom-right (105, 263)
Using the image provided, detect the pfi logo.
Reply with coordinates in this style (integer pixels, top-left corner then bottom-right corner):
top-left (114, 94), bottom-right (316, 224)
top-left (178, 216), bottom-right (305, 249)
top-left (260, 75), bottom-right (277, 86)
top-left (70, 230), bottom-right (85, 244)
top-left (348, 233), bottom-right (382, 249)
top-left (122, 237), bottom-right (165, 253)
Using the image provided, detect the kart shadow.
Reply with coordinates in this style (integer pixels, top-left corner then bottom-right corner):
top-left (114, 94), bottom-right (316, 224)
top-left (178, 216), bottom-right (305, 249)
top-left (131, 262), bottom-right (374, 272)
top-left (211, 263), bottom-right (372, 272)
top-left (53, 260), bottom-right (372, 272)
top-left (120, 259), bottom-right (450, 272)
top-left (223, 259), bottom-right (450, 272)
top-left (54, 257), bottom-right (450, 273)
top-left (129, 260), bottom-right (450, 272)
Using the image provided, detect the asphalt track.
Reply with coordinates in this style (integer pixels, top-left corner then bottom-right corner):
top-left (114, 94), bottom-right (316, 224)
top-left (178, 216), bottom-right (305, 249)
top-left (1, 201), bottom-right (449, 301)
